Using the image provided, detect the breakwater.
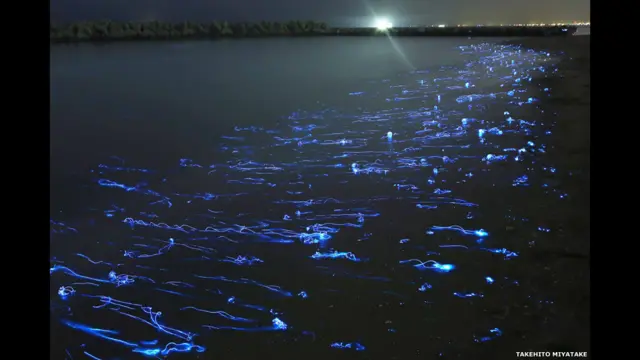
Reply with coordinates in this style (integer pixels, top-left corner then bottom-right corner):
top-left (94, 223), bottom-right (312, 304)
top-left (50, 21), bottom-right (576, 43)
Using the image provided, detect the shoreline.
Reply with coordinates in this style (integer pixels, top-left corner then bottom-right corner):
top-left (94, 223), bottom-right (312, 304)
top-left (499, 35), bottom-right (591, 354)
top-left (505, 35), bottom-right (590, 56)
top-left (512, 36), bottom-right (590, 171)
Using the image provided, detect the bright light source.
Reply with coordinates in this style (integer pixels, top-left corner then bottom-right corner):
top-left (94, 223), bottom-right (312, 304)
top-left (437, 24), bottom-right (446, 28)
top-left (374, 18), bottom-right (393, 30)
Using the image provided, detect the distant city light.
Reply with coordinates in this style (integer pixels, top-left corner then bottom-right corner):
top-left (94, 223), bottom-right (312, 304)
top-left (438, 22), bottom-right (590, 28)
top-left (374, 18), bottom-right (393, 30)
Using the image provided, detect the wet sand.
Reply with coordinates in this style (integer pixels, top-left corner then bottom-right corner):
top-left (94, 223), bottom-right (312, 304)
top-left (511, 35), bottom-right (590, 160)
top-left (491, 36), bottom-right (590, 356)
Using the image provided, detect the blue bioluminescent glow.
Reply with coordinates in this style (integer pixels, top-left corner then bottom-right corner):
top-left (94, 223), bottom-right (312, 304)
top-left (311, 250), bottom-right (361, 262)
top-left (58, 286), bottom-right (75, 299)
top-left (430, 225), bottom-right (489, 237)
top-left (399, 259), bottom-right (455, 272)
top-left (474, 327), bottom-right (503, 342)
top-left (418, 283), bottom-right (433, 292)
top-left (331, 342), bottom-right (366, 351)
top-left (51, 42), bottom-right (576, 358)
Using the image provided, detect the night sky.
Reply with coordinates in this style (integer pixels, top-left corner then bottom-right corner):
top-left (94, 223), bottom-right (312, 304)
top-left (50, 0), bottom-right (590, 25)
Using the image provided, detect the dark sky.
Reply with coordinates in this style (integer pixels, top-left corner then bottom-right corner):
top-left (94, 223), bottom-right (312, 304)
top-left (51, 0), bottom-right (590, 25)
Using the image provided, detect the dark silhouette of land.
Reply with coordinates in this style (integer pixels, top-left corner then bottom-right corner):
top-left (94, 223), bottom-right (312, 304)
top-left (50, 21), bottom-right (576, 43)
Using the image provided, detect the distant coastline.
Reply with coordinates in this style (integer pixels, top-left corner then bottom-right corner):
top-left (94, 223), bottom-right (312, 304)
top-left (50, 21), bottom-right (576, 43)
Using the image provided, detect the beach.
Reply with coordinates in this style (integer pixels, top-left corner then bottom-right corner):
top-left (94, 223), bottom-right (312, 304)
top-left (50, 36), bottom-right (591, 359)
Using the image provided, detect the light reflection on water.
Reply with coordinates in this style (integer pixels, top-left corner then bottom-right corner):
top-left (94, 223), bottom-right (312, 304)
top-left (50, 40), bottom-right (583, 359)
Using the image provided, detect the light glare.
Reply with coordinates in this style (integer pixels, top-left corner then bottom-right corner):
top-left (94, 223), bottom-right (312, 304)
top-left (374, 18), bottom-right (393, 30)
